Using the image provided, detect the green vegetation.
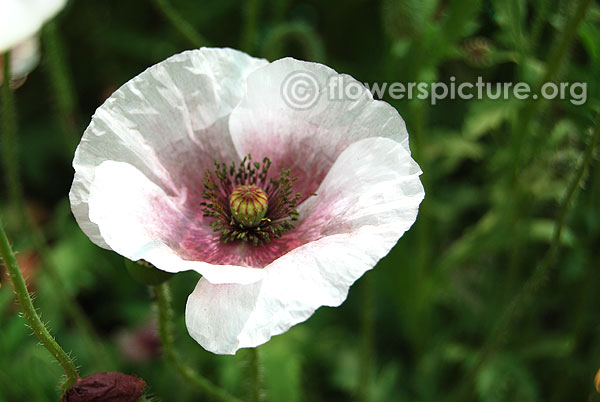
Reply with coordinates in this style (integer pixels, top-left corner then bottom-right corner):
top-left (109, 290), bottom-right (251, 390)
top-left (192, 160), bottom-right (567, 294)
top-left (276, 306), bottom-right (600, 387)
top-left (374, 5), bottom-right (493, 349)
top-left (1, 0), bottom-right (600, 401)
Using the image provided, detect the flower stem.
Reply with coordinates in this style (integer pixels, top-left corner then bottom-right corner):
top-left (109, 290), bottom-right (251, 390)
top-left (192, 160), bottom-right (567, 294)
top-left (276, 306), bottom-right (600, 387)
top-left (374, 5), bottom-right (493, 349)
top-left (509, 0), bottom-right (524, 69)
top-left (249, 348), bottom-right (265, 402)
top-left (31, 223), bottom-right (114, 369)
top-left (529, 0), bottom-right (552, 52)
top-left (0, 220), bottom-right (79, 392)
top-left (357, 273), bottom-right (375, 402)
top-left (262, 22), bottom-right (325, 62)
top-left (3, 50), bottom-right (111, 369)
top-left (151, 0), bottom-right (209, 48)
top-left (538, 0), bottom-right (593, 85)
top-left (2, 49), bottom-right (107, 365)
top-left (511, 0), bottom-right (593, 173)
top-left (1, 52), bottom-right (24, 212)
top-left (451, 116), bottom-right (600, 401)
top-left (241, 0), bottom-right (262, 53)
top-left (153, 282), bottom-right (242, 402)
top-left (42, 21), bottom-right (80, 154)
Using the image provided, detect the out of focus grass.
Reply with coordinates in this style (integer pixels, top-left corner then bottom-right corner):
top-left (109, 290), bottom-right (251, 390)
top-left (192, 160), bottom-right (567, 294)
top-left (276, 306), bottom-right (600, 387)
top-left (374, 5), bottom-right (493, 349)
top-left (1, 0), bottom-right (600, 401)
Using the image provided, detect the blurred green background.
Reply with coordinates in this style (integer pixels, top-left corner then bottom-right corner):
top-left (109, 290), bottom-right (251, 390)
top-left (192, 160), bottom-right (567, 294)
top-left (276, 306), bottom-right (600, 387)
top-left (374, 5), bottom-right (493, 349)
top-left (1, 0), bottom-right (600, 401)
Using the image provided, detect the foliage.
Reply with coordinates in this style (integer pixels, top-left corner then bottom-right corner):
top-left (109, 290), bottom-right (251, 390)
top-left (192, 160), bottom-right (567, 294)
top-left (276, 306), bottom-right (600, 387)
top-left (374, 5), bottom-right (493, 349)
top-left (1, 0), bottom-right (600, 401)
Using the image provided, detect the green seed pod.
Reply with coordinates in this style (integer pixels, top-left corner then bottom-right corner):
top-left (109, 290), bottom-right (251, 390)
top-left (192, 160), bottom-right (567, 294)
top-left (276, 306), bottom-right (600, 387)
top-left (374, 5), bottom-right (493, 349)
top-left (229, 185), bottom-right (269, 228)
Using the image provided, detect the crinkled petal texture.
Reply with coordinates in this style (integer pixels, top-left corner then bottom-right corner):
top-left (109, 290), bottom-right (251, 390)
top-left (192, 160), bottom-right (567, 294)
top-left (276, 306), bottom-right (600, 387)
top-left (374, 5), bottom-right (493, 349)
top-left (187, 137), bottom-right (424, 354)
top-left (230, 57), bottom-right (410, 200)
top-left (0, 0), bottom-right (66, 52)
top-left (70, 47), bottom-right (424, 354)
top-left (71, 48), bottom-right (270, 284)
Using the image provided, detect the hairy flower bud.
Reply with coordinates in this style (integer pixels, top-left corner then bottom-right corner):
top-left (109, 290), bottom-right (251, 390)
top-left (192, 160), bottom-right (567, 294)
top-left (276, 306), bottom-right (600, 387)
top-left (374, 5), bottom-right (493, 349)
top-left (462, 37), bottom-right (494, 68)
top-left (229, 185), bottom-right (268, 228)
top-left (61, 372), bottom-right (146, 402)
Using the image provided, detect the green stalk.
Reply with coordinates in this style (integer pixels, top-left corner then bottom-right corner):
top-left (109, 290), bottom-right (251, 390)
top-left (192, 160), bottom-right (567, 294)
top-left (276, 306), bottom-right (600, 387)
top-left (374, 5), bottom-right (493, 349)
top-left (42, 21), bottom-right (79, 153)
top-left (153, 282), bottom-right (242, 402)
top-left (249, 347), bottom-right (265, 402)
top-left (509, 0), bottom-right (524, 70)
top-left (241, 0), bottom-right (262, 53)
top-left (357, 273), bottom-right (375, 402)
top-left (3, 50), bottom-right (111, 369)
top-left (501, 0), bottom-right (594, 307)
top-left (538, 0), bottom-right (592, 85)
top-left (262, 22), bottom-right (325, 63)
top-left (30, 222), bottom-right (114, 369)
top-left (452, 117), bottom-right (600, 401)
top-left (1, 52), bottom-right (24, 212)
top-left (512, 0), bottom-right (593, 173)
top-left (529, 0), bottom-right (552, 52)
top-left (151, 0), bottom-right (209, 48)
top-left (0, 220), bottom-right (79, 392)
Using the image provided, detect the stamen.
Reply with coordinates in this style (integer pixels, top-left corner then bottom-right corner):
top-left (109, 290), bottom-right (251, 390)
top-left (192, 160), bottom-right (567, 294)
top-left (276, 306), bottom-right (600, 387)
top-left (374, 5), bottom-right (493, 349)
top-left (201, 155), bottom-right (309, 247)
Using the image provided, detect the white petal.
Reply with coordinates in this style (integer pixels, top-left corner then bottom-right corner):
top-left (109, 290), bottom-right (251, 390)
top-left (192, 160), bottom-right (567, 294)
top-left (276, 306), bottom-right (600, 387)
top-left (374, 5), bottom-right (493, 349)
top-left (228, 57), bottom-right (410, 198)
top-left (70, 48), bottom-right (268, 250)
top-left (87, 160), bottom-right (266, 285)
top-left (186, 137), bottom-right (424, 354)
top-left (0, 0), bottom-right (66, 52)
top-left (0, 37), bottom-right (40, 86)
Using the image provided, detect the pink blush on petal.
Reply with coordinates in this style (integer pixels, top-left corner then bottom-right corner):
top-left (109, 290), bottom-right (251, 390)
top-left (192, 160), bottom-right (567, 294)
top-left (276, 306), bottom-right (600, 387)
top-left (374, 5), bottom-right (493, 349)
top-left (153, 192), bottom-right (306, 268)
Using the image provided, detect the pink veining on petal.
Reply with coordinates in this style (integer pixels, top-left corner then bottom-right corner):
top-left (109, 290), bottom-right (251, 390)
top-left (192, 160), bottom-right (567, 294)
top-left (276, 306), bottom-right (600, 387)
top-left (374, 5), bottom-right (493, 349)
top-left (185, 137), bottom-right (425, 354)
top-left (110, 123), bottom-right (419, 271)
top-left (159, 174), bottom-right (307, 268)
top-left (143, 126), bottom-right (377, 268)
top-left (87, 57), bottom-right (418, 272)
top-left (72, 48), bottom-right (268, 249)
top-left (232, 125), bottom-right (355, 205)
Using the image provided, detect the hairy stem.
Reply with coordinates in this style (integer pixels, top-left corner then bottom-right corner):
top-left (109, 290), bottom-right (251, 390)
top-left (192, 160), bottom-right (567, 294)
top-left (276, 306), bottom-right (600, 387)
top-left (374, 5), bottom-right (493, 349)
top-left (153, 282), bottom-right (242, 402)
top-left (3, 50), bottom-right (111, 369)
top-left (0, 221), bottom-right (79, 391)
top-left (31, 222), bottom-right (114, 369)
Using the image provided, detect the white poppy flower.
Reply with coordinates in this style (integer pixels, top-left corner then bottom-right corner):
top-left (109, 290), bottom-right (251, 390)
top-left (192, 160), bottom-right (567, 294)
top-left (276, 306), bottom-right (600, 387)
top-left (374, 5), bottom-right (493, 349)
top-left (70, 47), bottom-right (425, 355)
top-left (0, 0), bottom-right (66, 52)
top-left (0, 0), bottom-right (66, 86)
top-left (0, 37), bottom-right (40, 87)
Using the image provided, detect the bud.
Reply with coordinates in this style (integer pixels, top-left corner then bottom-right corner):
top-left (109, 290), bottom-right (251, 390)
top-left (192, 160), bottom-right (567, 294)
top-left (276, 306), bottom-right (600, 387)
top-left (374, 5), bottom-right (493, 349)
top-left (61, 372), bottom-right (146, 402)
top-left (229, 185), bottom-right (268, 227)
top-left (462, 37), bottom-right (494, 68)
top-left (595, 367), bottom-right (600, 393)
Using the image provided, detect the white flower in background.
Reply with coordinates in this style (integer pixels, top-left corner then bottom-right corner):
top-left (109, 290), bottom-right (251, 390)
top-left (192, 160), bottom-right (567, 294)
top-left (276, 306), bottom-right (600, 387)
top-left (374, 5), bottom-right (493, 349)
top-left (0, 37), bottom-right (40, 87)
top-left (0, 0), bottom-right (67, 86)
top-left (70, 47), bottom-right (425, 354)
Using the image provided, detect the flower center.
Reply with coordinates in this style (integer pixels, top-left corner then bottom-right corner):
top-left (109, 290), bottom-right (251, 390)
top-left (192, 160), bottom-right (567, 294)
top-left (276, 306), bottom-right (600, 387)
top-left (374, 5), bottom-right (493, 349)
top-left (229, 185), bottom-right (268, 228)
top-left (201, 155), bottom-right (308, 247)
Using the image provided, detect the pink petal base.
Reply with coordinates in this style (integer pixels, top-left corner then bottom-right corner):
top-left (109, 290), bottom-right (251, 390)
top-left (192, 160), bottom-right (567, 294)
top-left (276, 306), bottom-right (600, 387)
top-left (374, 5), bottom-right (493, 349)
top-left (186, 137), bottom-right (425, 354)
